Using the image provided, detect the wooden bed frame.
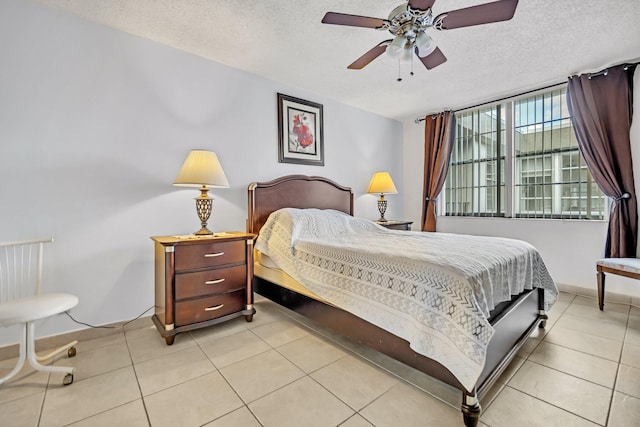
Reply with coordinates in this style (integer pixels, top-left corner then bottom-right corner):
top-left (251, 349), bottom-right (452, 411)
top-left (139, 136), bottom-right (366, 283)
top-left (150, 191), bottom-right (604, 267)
top-left (247, 175), bottom-right (548, 427)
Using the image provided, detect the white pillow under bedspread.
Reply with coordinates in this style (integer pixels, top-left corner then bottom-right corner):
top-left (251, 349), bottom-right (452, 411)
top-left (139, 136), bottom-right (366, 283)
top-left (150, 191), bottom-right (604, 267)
top-left (255, 208), bottom-right (557, 391)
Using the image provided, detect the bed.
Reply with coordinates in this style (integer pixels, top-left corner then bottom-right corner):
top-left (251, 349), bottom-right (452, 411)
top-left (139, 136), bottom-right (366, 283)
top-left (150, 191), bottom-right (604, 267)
top-left (247, 174), bottom-right (556, 427)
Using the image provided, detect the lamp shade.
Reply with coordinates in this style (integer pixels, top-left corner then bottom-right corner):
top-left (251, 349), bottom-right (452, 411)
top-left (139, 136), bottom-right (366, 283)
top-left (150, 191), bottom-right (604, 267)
top-left (367, 172), bottom-right (398, 194)
top-left (173, 150), bottom-right (230, 188)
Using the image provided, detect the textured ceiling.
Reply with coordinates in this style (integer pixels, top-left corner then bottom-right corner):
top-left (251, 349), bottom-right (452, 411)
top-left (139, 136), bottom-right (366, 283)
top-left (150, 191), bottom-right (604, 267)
top-left (34, 0), bottom-right (640, 120)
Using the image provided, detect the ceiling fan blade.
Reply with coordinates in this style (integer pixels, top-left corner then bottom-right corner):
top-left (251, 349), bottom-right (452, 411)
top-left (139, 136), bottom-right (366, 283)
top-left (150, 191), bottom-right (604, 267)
top-left (434, 0), bottom-right (518, 30)
top-left (322, 12), bottom-right (386, 29)
top-left (416, 47), bottom-right (447, 70)
top-left (348, 42), bottom-right (390, 69)
top-left (407, 0), bottom-right (437, 11)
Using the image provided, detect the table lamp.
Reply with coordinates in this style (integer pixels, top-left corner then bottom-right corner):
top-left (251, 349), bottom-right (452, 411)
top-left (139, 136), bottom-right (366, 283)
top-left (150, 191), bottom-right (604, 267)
top-left (174, 150), bottom-right (229, 235)
top-left (367, 172), bottom-right (398, 222)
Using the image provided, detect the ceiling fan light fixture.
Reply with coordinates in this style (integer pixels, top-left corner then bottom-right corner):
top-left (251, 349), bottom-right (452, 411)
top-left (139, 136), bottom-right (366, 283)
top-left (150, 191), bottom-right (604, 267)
top-left (323, 0), bottom-right (520, 73)
top-left (400, 46), bottom-right (414, 63)
top-left (416, 32), bottom-right (436, 57)
top-left (418, 43), bottom-right (437, 58)
top-left (386, 35), bottom-right (406, 58)
top-left (415, 31), bottom-right (432, 49)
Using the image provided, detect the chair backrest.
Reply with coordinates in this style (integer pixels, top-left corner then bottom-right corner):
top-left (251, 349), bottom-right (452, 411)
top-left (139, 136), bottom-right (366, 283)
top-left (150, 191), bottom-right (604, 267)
top-left (0, 238), bottom-right (53, 304)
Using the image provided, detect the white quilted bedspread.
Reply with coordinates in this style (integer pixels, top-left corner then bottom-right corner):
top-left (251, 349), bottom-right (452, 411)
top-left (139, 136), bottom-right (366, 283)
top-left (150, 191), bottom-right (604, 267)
top-left (255, 208), bottom-right (557, 391)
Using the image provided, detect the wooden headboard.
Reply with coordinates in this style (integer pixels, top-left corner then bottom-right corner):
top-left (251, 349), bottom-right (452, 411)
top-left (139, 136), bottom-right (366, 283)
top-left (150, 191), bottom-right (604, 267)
top-left (247, 175), bottom-right (354, 235)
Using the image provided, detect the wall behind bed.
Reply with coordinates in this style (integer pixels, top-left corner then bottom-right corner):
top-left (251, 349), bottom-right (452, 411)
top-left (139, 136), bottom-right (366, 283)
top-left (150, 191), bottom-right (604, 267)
top-left (0, 0), bottom-right (403, 345)
top-left (402, 71), bottom-right (640, 303)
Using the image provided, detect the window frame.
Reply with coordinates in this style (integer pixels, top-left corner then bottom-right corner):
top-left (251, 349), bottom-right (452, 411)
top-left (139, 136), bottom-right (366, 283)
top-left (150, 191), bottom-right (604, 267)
top-left (441, 84), bottom-right (607, 221)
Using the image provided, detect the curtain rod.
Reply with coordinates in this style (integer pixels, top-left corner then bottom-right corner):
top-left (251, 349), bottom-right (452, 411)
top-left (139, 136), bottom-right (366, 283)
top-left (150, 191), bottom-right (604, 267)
top-left (414, 60), bottom-right (640, 124)
top-left (414, 81), bottom-right (565, 123)
top-left (585, 61), bottom-right (639, 79)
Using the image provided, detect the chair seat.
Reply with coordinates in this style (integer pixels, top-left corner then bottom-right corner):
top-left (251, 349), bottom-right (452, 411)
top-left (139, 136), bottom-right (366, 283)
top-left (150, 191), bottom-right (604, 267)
top-left (0, 293), bottom-right (79, 327)
top-left (597, 258), bottom-right (640, 275)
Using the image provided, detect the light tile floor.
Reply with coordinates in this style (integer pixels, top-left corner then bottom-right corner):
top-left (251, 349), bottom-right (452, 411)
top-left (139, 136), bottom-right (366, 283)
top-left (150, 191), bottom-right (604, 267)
top-left (1, 292), bottom-right (639, 427)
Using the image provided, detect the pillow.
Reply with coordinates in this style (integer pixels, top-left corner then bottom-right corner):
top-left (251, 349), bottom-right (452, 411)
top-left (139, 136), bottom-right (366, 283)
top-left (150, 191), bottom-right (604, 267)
top-left (255, 208), bottom-right (367, 263)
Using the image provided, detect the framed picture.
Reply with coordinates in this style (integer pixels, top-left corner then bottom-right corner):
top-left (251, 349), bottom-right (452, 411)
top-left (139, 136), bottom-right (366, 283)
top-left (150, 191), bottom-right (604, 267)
top-left (277, 93), bottom-right (324, 166)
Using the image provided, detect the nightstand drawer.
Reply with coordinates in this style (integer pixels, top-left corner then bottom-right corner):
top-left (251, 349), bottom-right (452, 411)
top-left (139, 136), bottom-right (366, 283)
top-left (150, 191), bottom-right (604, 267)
top-left (175, 290), bottom-right (245, 326)
top-left (175, 240), bottom-right (245, 271)
top-left (175, 264), bottom-right (246, 300)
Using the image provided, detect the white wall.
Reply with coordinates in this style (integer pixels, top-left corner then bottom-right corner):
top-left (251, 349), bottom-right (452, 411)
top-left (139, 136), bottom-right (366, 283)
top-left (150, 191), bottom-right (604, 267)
top-left (0, 0), bottom-right (403, 345)
top-left (403, 72), bottom-right (640, 302)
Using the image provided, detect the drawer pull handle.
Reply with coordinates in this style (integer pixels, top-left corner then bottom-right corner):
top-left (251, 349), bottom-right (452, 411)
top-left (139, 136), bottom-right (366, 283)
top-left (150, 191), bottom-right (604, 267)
top-left (205, 304), bottom-right (224, 311)
top-left (204, 252), bottom-right (225, 258)
top-left (205, 278), bottom-right (225, 285)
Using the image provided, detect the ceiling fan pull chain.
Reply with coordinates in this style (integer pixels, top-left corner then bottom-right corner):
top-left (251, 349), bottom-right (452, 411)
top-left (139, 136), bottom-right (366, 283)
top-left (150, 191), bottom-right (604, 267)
top-left (410, 51), bottom-right (415, 76)
top-left (397, 59), bottom-right (402, 82)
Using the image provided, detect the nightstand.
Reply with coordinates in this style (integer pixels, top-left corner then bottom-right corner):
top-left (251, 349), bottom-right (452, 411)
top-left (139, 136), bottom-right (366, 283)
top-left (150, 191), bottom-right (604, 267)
top-left (151, 232), bottom-right (256, 345)
top-left (375, 220), bottom-right (413, 231)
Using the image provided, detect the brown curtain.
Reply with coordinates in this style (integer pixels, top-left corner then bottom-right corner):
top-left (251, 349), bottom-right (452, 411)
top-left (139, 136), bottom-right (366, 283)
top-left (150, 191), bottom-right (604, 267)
top-left (421, 111), bottom-right (455, 232)
top-left (566, 64), bottom-right (638, 258)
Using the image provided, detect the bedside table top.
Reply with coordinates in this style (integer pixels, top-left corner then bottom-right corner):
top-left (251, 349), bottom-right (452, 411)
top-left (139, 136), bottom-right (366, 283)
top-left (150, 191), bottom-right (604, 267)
top-left (151, 232), bottom-right (255, 245)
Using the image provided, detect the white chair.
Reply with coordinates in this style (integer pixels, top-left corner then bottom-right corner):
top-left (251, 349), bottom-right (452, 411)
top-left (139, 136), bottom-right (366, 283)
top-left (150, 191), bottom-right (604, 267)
top-left (0, 238), bottom-right (78, 386)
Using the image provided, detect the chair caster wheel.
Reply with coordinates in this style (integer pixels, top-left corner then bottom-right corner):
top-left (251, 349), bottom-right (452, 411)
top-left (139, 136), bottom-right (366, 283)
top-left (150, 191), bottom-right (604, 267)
top-left (63, 373), bottom-right (74, 386)
top-left (68, 347), bottom-right (77, 358)
top-left (539, 320), bottom-right (547, 328)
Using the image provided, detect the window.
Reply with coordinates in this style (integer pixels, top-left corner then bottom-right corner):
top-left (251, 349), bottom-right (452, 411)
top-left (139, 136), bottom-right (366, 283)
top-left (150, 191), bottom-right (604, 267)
top-left (444, 87), bottom-right (606, 220)
top-left (446, 105), bottom-right (505, 216)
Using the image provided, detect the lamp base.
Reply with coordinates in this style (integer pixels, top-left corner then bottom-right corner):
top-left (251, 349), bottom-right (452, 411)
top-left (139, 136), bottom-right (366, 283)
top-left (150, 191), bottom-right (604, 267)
top-left (377, 195), bottom-right (388, 222)
top-left (194, 227), bottom-right (213, 235)
top-left (194, 187), bottom-right (214, 236)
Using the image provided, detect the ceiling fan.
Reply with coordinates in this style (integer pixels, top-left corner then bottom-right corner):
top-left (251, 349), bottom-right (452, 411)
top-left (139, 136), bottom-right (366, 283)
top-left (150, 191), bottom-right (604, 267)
top-left (321, 0), bottom-right (519, 74)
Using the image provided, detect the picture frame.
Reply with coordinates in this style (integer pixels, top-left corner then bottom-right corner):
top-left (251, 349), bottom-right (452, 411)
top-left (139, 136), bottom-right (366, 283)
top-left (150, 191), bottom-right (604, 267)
top-left (277, 93), bottom-right (324, 166)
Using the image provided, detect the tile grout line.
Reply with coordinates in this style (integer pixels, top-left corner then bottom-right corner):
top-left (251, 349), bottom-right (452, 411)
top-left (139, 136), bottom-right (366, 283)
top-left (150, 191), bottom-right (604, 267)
top-left (523, 342), bottom-right (620, 390)
top-left (192, 327), bottom-right (266, 426)
top-left (208, 313), bottom-right (388, 425)
top-left (540, 332), bottom-right (625, 363)
top-left (534, 337), bottom-right (622, 371)
top-left (495, 299), bottom-right (617, 426)
top-left (262, 322), bottom-right (394, 423)
top-left (42, 330), bottom-right (145, 427)
top-left (506, 383), bottom-right (608, 426)
top-left (123, 328), bottom-right (152, 427)
top-left (37, 373), bottom-right (50, 427)
top-left (604, 305), bottom-right (633, 427)
top-left (270, 310), bottom-right (473, 423)
top-left (520, 298), bottom-right (635, 426)
top-left (273, 306), bottom-right (460, 411)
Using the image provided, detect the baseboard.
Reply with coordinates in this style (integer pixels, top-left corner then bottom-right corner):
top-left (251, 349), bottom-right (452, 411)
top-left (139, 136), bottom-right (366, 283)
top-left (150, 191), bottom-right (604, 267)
top-left (556, 282), bottom-right (640, 307)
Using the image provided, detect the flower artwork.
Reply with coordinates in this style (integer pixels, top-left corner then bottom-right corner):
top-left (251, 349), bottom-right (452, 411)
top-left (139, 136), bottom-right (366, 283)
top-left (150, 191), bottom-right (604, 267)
top-left (288, 111), bottom-right (317, 154)
top-left (277, 93), bottom-right (324, 166)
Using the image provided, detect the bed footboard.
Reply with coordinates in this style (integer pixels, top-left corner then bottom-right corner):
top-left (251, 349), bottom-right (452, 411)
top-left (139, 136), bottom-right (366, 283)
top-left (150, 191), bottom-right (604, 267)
top-left (477, 287), bottom-right (544, 395)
